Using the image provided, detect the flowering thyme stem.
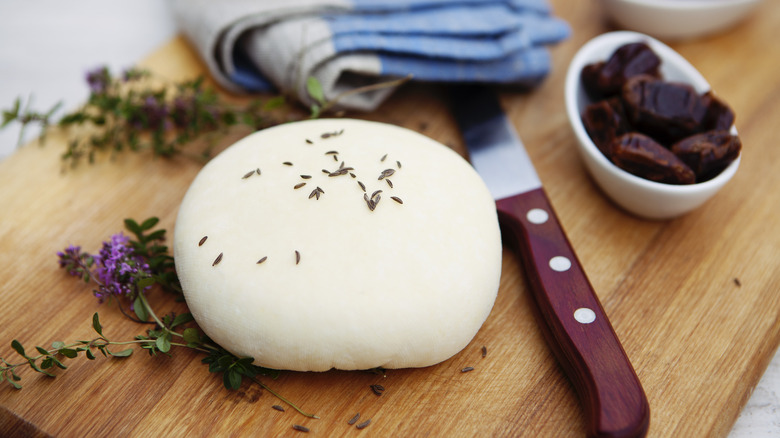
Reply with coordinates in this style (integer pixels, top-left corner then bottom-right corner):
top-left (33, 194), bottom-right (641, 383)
top-left (136, 292), bottom-right (180, 337)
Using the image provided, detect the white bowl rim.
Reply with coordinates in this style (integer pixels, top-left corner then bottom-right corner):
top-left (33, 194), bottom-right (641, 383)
top-left (564, 30), bottom-right (741, 196)
top-left (605, 0), bottom-right (761, 13)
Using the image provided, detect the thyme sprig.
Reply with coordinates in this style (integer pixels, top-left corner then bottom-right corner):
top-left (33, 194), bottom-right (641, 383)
top-left (2, 67), bottom-right (411, 168)
top-left (2, 66), bottom-right (290, 167)
top-left (1, 217), bottom-right (317, 419)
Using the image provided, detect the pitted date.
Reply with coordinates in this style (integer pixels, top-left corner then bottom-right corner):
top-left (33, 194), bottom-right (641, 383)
top-left (580, 42), bottom-right (661, 99)
top-left (582, 97), bottom-right (630, 156)
top-left (671, 130), bottom-right (741, 181)
top-left (579, 42), bottom-right (741, 185)
top-left (701, 91), bottom-right (735, 131)
top-left (611, 133), bottom-right (696, 185)
top-left (622, 75), bottom-right (708, 144)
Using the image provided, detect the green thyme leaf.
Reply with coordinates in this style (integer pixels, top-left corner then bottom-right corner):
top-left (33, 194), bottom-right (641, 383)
top-left (35, 346), bottom-right (49, 356)
top-left (264, 95), bottom-right (286, 110)
top-left (136, 277), bottom-right (156, 289)
top-left (140, 217), bottom-right (159, 231)
top-left (224, 369), bottom-right (242, 390)
top-left (171, 313), bottom-right (194, 328)
top-left (124, 219), bottom-right (141, 236)
top-left (1, 97), bottom-right (21, 128)
top-left (41, 357), bottom-right (53, 370)
top-left (306, 77), bottom-right (326, 105)
top-left (311, 104), bottom-right (322, 119)
top-left (110, 349), bottom-right (133, 358)
top-left (134, 295), bottom-right (149, 322)
top-left (11, 340), bottom-right (26, 358)
top-left (8, 377), bottom-right (21, 389)
top-left (155, 334), bottom-right (171, 353)
top-left (182, 328), bottom-right (201, 346)
top-left (59, 348), bottom-right (78, 359)
top-left (50, 356), bottom-right (67, 369)
top-left (145, 229), bottom-right (166, 242)
top-left (92, 313), bottom-right (103, 336)
top-left (28, 360), bottom-right (55, 377)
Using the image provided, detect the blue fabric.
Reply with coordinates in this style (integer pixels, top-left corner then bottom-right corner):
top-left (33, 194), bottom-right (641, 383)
top-left (231, 45), bottom-right (275, 91)
top-left (224, 0), bottom-right (569, 107)
top-left (326, 4), bottom-right (523, 36)
top-left (348, 0), bottom-right (552, 14)
top-left (378, 46), bottom-right (551, 85)
top-left (326, 3), bottom-right (568, 85)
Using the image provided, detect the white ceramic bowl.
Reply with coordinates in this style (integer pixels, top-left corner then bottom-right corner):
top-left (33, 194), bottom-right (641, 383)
top-left (599, 0), bottom-right (762, 41)
top-left (564, 31), bottom-right (740, 220)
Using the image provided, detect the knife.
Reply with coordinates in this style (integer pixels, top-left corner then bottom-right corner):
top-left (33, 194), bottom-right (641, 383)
top-left (451, 86), bottom-right (650, 438)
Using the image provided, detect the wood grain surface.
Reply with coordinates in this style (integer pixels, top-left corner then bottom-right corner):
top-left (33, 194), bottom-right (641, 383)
top-left (1, 1), bottom-right (779, 436)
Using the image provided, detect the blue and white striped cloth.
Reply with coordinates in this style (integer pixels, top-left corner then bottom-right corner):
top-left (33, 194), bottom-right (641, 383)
top-left (172, 0), bottom-right (570, 111)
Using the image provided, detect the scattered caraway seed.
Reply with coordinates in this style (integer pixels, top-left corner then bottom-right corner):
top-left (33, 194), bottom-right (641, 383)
top-left (386, 179), bottom-right (393, 188)
top-left (370, 384), bottom-right (385, 396)
top-left (292, 424), bottom-right (310, 432)
top-left (378, 169), bottom-right (395, 180)
top-left (390, 196), bottom-right (403, 204)
top-left (325, 150), bottom-right (338, 155)
top-left (305, 138), bottom-right (313, 144)
top-left (321, 129), bottom-right (344, 138)
top-left (272, 405), bottom-right (285, 412)
top-left (242, 169), bottom-right (255, 179)
top-left (734, 278), bottom-right (742, 287)
top-left (198, 236), bottom-right (207, 246)
top-left (348, 413), bottom-right (361, 425)
top-left (257, 256), bottom-right (268, 264)
top-left (357, 181), bottom-right (366, 192)
top-left (461, 366), bottom-right (475, 373)
top-left (368, 367), bottom-right (387, 377)
top-left (321, 169), bottom-right (330, 174)
top-left (482, 346), bottom-right (487, 358)
top-left (294, 182), bottom-right (307, 189)
top-left (396, 160), bottom-right (402, 169)
top-left (300, 174), bottom-right (312, 179)
top-left (333, 154), bottom-right (338, 161)
top-left (308, 186), bottom-right (324, 200)
top-left (350, 172), bottom-right (356, 178)
top-left (295, 250), bottom-right (301, 265)
top-left (364, 193), bottom-right (375, 211)
top-left (356, 420), bottom-right (371, 430)
top-left (256, 168), bottom-right (261, 175)
top-left (212, 252), bottom-right (223, 266)
top-left (380, 153), bottom-right (387, 162)
top-left (283, 161), bottom-right (293, 166)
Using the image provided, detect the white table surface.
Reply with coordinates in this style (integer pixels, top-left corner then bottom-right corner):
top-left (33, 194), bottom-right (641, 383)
top-left (0, 1), bottom-right (777, 436)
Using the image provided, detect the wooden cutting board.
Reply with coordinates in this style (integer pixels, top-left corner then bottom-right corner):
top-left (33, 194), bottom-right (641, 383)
top-left (1, 2), bottom-right (779, 436)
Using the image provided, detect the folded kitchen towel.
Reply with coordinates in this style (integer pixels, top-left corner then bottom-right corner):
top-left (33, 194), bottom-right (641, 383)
top-left (171, 0), bottom-right (570, 111)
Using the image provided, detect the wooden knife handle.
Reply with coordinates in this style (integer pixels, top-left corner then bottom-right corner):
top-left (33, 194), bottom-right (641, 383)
top-left (496, 188), bottom-right (650, 438)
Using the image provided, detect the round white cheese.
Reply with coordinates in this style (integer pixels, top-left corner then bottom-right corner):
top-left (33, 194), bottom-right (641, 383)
top-left (174, 119), bottom-right (501, 371)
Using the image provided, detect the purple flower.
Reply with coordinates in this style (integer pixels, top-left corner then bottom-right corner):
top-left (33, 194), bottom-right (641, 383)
top-left (86, 67), bottom-right (111, 95)
top-left (91, 232), bottom-right (152, 302)
top-left (170, 95), bottom-right (194, 128)
top-left (57, 245), bottom-right (89, 277)
top-left (129, 95), bottom-right (169, 131)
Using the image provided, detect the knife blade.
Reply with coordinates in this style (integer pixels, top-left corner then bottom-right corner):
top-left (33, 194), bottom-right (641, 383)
top-left (451, 86), bottom-right (650, 438)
